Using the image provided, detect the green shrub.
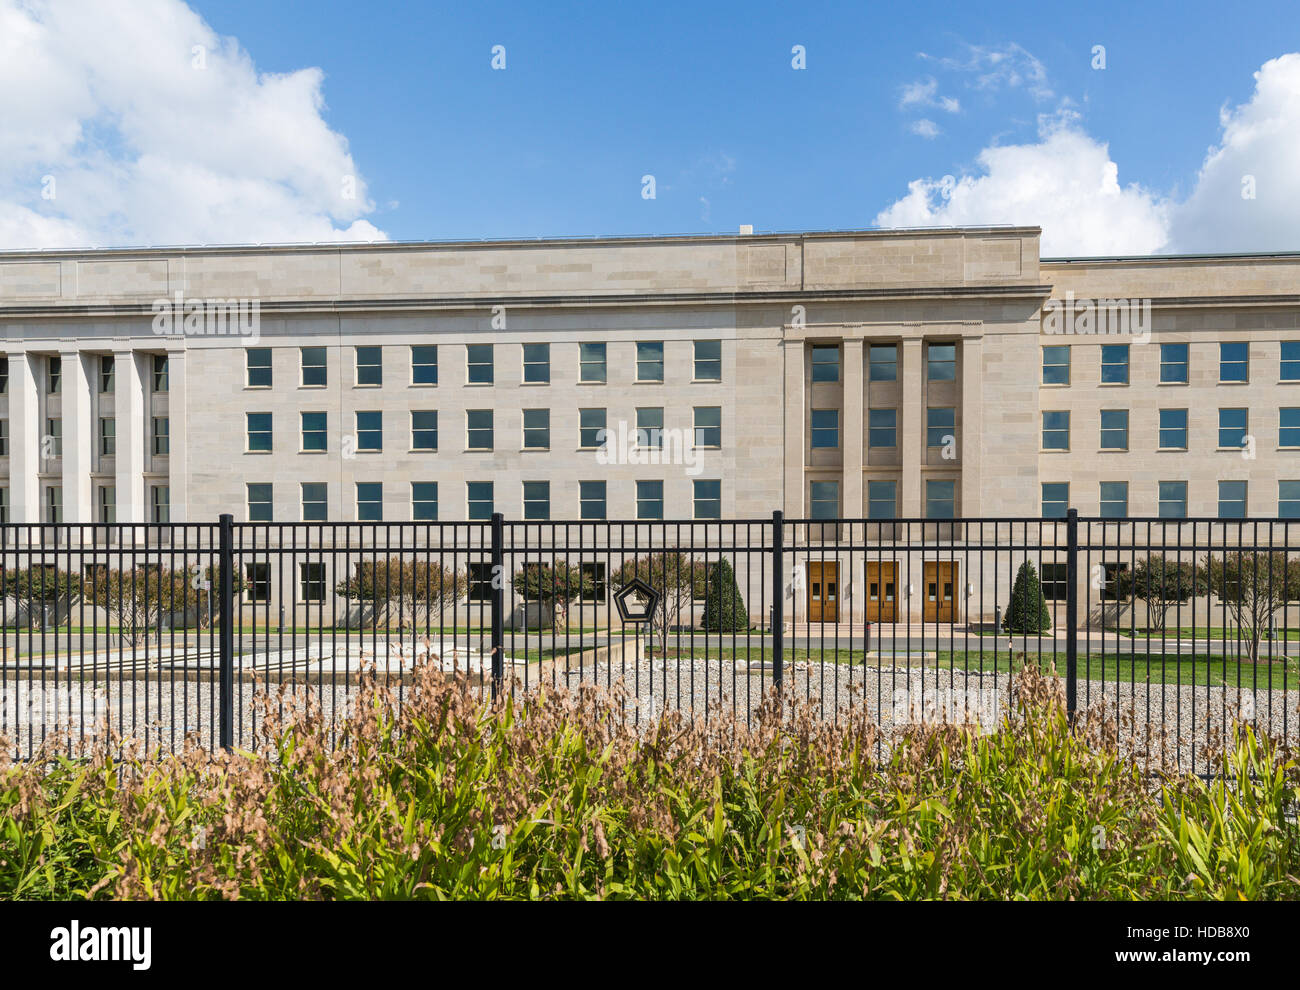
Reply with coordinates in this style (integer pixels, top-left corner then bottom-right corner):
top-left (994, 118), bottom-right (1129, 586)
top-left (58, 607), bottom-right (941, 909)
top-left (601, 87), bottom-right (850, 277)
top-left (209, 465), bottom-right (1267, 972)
top-left (1003, 560), bottom-right (1052, 634)
top-left (1, 665), bottom-right (1296, 900)
top-left (702, 558), bottom-right (748, 632)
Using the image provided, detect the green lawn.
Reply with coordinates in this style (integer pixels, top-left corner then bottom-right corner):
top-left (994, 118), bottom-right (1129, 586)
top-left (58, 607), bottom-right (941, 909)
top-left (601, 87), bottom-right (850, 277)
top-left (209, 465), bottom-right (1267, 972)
top-left (1118, 626), bottom-right (1300, 641)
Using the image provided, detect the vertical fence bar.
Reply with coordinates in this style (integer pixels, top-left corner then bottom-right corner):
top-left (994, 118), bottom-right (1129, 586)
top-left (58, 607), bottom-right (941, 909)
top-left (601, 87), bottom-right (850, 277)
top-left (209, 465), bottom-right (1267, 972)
top-left (490, 512), bottom-right (505, 701)
top-left (771, 510), bottom-right (784, 697)
top-left (218, 513), bottom-right (235, 753)
top-left (1065, 507), bottom-right (1079, 719)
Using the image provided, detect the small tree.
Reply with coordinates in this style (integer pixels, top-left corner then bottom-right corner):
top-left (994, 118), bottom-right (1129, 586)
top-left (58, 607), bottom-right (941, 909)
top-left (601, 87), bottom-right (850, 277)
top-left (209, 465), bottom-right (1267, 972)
top-left (2, 565), bottom-right (79, 627)
top-left (1003, 560), bottom-right (1052, 634)
top-left (612, 552), bottom-right (708, 657)
top-left (1115, 553), bottom-right (1203, 634)
top-left (1200, 551), bottom-right (1300, 664)
top-left (512, 561), bottom-right (595, 628)
top-left (334, 557), bottom-right (468, 631)
top-left (80, 565), bottom-right (239, 645)
top-left (702, 558), bottom-right (748, 632)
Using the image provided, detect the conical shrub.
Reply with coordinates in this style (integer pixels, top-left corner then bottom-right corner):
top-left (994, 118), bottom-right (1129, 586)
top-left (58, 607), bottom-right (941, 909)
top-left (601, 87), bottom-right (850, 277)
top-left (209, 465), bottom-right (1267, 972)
top-left (702, 558), bottom-right (748, 632)
top-left (1003, 560), bottom-right (1052, 634)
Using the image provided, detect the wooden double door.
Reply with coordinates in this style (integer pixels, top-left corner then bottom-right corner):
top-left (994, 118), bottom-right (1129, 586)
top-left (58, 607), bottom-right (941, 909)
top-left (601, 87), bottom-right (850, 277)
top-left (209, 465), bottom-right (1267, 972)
top-left (865, 561), bottom-right (897, 622)
top-left (807, 561), bottom-right (839, 622)
top-left (924, 561), bottom-right (958, 622)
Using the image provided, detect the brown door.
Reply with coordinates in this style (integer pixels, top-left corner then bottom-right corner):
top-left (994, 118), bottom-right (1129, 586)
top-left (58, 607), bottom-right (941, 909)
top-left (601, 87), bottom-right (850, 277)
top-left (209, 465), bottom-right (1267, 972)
top-left (807, 562), bottom-right (839, 622)
top-left (865, 561), bottom-right (897, 622)
top-left (923, 561), bottom-right (958, 622)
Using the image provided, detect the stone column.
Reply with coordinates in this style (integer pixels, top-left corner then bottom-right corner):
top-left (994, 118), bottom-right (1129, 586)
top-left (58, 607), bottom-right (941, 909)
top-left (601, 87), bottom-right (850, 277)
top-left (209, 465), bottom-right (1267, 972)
top-left (782, 338), bottom-right (805, 516)
top-left (900, 336), bottom-right (924, 516)
top-left (60, 348), bottom-right (93, 526)
top-left (6, 349), bottom-right (39, 525)
top-left (841, 338), bottom-right (864, 516)
top-left (165, 345), bottom-right (188, 522)
top-left (113, 347), bottom-right (146, 523)
top-left (960, 335), bottom-right (983, 517)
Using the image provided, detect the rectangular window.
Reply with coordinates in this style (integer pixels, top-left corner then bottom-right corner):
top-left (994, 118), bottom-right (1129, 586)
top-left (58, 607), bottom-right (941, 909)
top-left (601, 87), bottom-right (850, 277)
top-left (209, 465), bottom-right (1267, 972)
top-left (45, 485), bottom-right (62, 524)
top-left (636, 407), bottom-right (664, 448)
top-left (579, 342), bottom-right (607, 383)
top-left (1158, 481), bottom-right (1188, 519)
top-left (1218, 408), bottom-right (1248, 449)
top-left (1099, 562), bottom-right (1129, 602)
top-left (580, 480), bottom-right (607, 520)
top-left (299, 562), bottom-right (325, 602)
top-left (1160, 343), bottom-right (1189, 384)
top-left (523, 343), bottom-right (550, 384)
top-left (1220, 342), bottom-right (1249, 382)
top-left (694, 340), bottom-right (722, 380)
top-left (810, 480), bottom-right (839, 520)
top-left (467, 482), bottom-right (493, 521)
top-left (810, 408), bottom-right (839, 448)
top-left (151, 485), bottom-right (169, 523)
top-left (0, 419), bottom-right (6, 456)
top-left (411, 345), bottom-right (438, 385)
top-left (926, 407), bottom-right (955, 448)
top-left (693, 479), bottom-right (721, 519)
top-left (522, 481), bottom-right (549, 521)
top-left (867, 480), bottom-right (897, 520)
top-left (48, 356), bottom-right (61, 393)
top-left (301, 411), bottom-right (327, 452)
top-left (1099, 482), bottom-right (1128, 519)
top-left (0, 357), bottom-right (7, 394)
top-left (412, 482), bottom-right (438, 521)
top-left (1099, 409), bottom-right (1129, 450)
top-left (1042, 410), bottom-right (1069, 450)
top-left (99, 355), bottom-right (115, 393)
top-left (301, 346), bottom-right (327, 387)
top-left (246, 348), bottom-right (271, 387)
top-left (467, 344), bottom-right (494, 384)
top-left (1218, 480), bottom-right (1247, 519)
top-left (1100, 344), bottom-right (1129, 384)
top-left (636, 341), bottom-right (664, 382)
top-left (693, 406), bottom-right (721, 447)
top-left (1041, 483), bottom-right (1069, 519)
top-left (1282, 408), bottom-right (1300, 447)
top-left (581, 563), bottom-right (607, 601)
top-left (411, 410), bottom-right (437, 451)
top-left (467, 562), bottom-right (494, 602)
top-left (47, 417), bottom-right (62, 457)
top-left (98, 486), bottom-right (115, 525)
top-left (0, 488), bottom-right (7, 524)
top-left (811, 345), bottom-right (839, 383)
top-left (98, 417), bottom-right (115, 457)
top-left (245, 563), bottom-right (271, 603)
top-left (152, 355), bottom-right (168, 392)
top-left (355, 346), bottom-right (382, 386)
top-left (356, 411), bottom-right (382, 452)
top-left (1041, 563), bottom-right (1069, 602)
top-left (927, 343), bottom-right (956, 382)
top-left (466, 409), bottom-right (493, 450)
top-left (925, 479), bottom-right (956, 518)
top-left (868, 408), bottom-right (897, 448)
top-left (579, 408), bottom-right (607, 448)
top-left (246, 412), bottom-right (272, 452)
top-left (522, 408), bottom-right (550, 449)
top-left (1042, 345), bottom-right (1070, 385)
top-left (636, 480), bottom-right (664, 520)
top-left (869, 344), bottom-right (898, 382)
top-left (1282, 342), bottom-right (1300, 382)
top-left (1280, 481), bottom-right (1300, 519)
top-left (151, 417), bottom-right (169, 455)
top-left (356, 482), bottom-right (383, 522)
top-left (1159, 409), bottom-right (1188, 449)
top-left (301, 482), bottom-right (328, 521)
top-left (247, 483), bottom-right (273, 522)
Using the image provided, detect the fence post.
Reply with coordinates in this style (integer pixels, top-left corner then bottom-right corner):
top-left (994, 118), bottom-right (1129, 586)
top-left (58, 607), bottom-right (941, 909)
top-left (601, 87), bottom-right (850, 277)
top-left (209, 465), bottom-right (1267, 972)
top-left (490, 512), bottom-right (505, 701)
top-left (771, 510), bottom-right (784, 697)
top-left (218, 513), bottom-right (235, 753)
top-left (1065, 507), bottom-right (1078, 720)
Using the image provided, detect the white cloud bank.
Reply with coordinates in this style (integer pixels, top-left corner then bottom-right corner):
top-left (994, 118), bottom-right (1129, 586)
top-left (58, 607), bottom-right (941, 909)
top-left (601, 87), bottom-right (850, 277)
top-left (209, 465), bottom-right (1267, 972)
top-left (0, 0), bottom-right (385, 249)
top-left (876, 54), bottom-right (1300, 256)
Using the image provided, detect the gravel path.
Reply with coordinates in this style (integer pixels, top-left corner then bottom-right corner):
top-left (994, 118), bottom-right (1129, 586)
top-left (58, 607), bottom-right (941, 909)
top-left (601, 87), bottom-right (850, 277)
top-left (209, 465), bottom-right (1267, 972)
top-left (5, 659), bottom-right (1297, 775)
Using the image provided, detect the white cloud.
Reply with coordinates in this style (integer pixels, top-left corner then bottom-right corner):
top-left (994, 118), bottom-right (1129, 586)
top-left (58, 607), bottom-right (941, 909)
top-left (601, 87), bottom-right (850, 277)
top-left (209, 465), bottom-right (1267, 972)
top-left (876, 53), bottom-right (1300, 257)
top-left (909, 119), bottom-right (942, 139)
top-left (920, 43), bottom-right (1053, 101)
top-left (0, 0), bottom-right (385, 249)
top-left (1167, 53), bottom-right (1300, 253)
top-left (899, 77), bottom-right (960, 113)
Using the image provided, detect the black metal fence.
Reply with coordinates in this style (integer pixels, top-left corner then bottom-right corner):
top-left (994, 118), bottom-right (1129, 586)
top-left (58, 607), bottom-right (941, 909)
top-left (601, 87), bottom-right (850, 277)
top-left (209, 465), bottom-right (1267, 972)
top-left (2, 511), bottom-right (1296, 774)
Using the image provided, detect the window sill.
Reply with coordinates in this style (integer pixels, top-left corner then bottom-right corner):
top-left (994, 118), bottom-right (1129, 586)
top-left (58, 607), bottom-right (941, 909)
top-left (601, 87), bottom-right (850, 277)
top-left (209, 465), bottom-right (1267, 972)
top-left (409, 382), bottom-right (437, 388)
top-left (521, 447), bottom-right (551, 452)
top-left (1040, 382), bottom-right (1070, 388)
top-left (244, 450), bottom-right (273, 455)
top-left (299, 449), bottom-right (328, 455)
top-left (299, 384), bottom-right (328, 389)
top-left (1098, 382), bottom-right (1130, 387)
top-left (465, 381), bottom-right (494, 387)
top-left (1157, 447), bottom-right (1188, 452)
top-left (244, 385), bottom-right (272, 390)
top-left (408, 449), bottom-right (438, 454)
top-left (1158, 381), bottom-right (1189, 386)
top-left (519, 381), bottom-right (551, 387)
top-left (353, 383), bottom-right (383, 389)
top-left (691, 378), bottom-right (723, 384)
top-left (1218, 380), bottom-right (1250, 385)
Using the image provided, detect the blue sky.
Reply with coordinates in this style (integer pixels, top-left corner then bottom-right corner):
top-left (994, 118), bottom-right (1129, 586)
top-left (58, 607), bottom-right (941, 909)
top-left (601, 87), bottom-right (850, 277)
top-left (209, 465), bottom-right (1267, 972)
top-left (4, 0), bottom-right (1299, 254)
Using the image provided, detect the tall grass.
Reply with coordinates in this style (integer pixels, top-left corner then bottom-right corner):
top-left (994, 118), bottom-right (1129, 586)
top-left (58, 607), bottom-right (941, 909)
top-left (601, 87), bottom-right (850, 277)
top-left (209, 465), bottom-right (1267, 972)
top-left (1, 664), bottom-right (1297, 900)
